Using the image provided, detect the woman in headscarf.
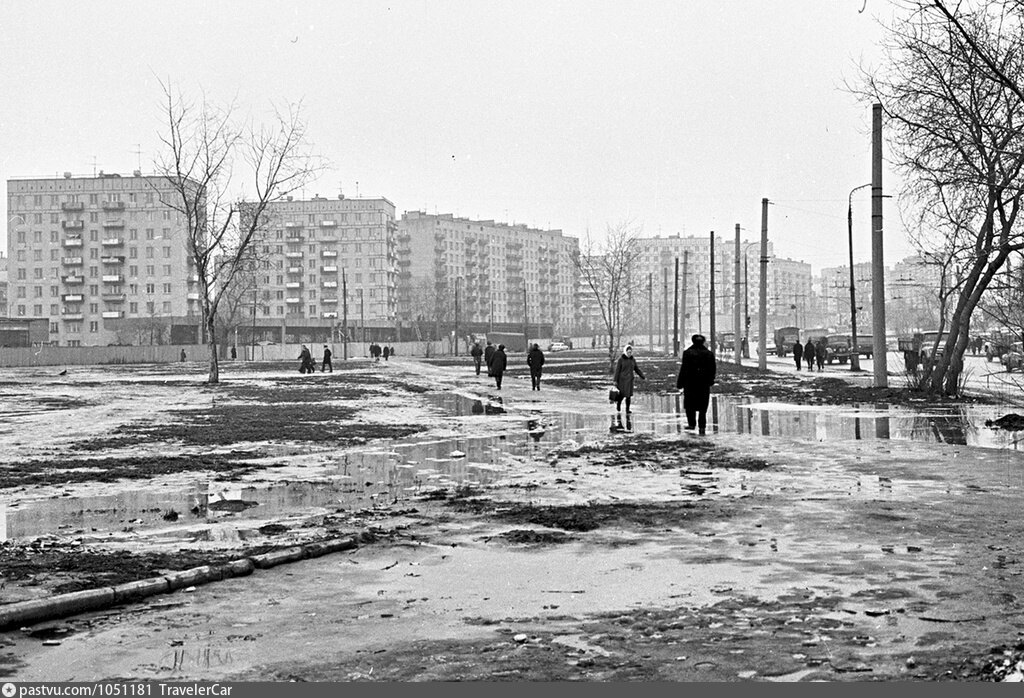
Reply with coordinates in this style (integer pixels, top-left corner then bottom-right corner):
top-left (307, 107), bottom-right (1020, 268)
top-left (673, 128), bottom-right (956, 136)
top-left (612, 344), bottom-right (645, 413)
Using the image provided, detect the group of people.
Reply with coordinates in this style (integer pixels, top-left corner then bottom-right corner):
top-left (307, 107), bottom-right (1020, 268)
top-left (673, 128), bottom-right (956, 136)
top-left (369, 343), bottom-right (394, 362)
top-left (791, 338), bottom-right (827, 372)
top-left (298, 344), bottom-right (333, 373)
top-left (468, 336), bottom-right (718, 436)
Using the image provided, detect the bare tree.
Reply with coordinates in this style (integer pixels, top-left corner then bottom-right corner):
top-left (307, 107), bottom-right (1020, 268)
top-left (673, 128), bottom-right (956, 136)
top-left (571, 221), bottom-right (644, 369)
top-left (858, 1), bottom-right (1024, 394)
top-left (155, 81), bottom-right (324, 383)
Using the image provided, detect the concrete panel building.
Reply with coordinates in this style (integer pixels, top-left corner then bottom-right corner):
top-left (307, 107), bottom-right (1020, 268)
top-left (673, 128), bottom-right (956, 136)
top-left (6, 172), bottom-right (200, 347)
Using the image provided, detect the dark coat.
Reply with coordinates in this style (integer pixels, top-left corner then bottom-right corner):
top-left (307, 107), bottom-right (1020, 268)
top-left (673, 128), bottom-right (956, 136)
top-left (484, 344), bottom-right (496, 366)
top-left (527, 347), bottom-right (545, 373)
top-left (323, 348), bottom-right (332, 361)
top-left (470, 343), bottom-right (483, 358)
top-left (803, 340), bottom-right (816, 360)
top-left (677, 343), bottom-right (717, 392)
top-left (490, 348), bottom-right (508, 375)
top-left (613, 354), bottom-right (645, 397)
top-left (792, 342), bottom-right (803, 358)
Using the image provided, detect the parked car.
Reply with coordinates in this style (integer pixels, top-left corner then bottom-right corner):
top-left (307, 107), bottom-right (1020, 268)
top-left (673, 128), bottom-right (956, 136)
top-left (548, 341), bottom-right (570, 352)
top-left (1001, 341), bottom-right (1024, 372)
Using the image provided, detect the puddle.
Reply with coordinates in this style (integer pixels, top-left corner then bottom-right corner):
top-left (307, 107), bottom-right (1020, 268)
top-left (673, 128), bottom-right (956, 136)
top-left (4, 388), bottom-right (1023, 542)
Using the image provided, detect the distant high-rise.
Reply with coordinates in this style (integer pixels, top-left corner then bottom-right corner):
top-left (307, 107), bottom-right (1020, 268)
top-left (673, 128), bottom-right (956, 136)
top-left (6, 172), bottom-right (199, 346)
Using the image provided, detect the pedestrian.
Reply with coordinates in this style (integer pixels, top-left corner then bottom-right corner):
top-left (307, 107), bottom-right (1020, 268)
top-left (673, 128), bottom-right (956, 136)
top-left (612, 344), bottom-right (645, 414)
top-left (484, 341), bottom-right (496, 375)
top-left (527, 343), bottom-right (545, 391)
top-left (491, 343), bottom-right (508, 389)
top-left (804, 339), bottom-right (816, 372)
top-left (815, 338), bottom-right (827, 370)
top-left (470, 341), bottom-right (484, 375)
top-left (383, 345), bottom-right (390, 362)
top-left (676, 334), bottom-right (717, 435)
top-left (389, 345), bottom-right (396, 357)
top-left (322, 345), bottom-right (333, 373)
top-left (230, 345), bottom-right (237, 360)
top-left (298, 345), bottom-right (314, 374)
top-left (792, 340), bottom-right (804, 370)
top-left (180, 349), bottom-right (186, 362)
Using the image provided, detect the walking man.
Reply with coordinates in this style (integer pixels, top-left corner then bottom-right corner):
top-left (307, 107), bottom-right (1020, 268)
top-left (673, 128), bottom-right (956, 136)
top-left (470, 341), bottom-right (484, 375)
top-left (803, 338), bottom-right (816, 372)
top-left (677, 334), bottom-right (717, 435)
top-left (527, 343), bottom-right (545, 391)
top-left (792, 340), bottom-right (803, 370)
top-left (484, 341), bottom-right (496, 375)
top-left (322, 345), bottom-right (333, 373)
top-left (491, 344), bottom-right (508, 390)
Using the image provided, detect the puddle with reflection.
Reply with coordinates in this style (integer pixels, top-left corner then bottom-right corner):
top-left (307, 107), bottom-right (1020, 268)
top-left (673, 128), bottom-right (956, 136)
top-left (3, 390), bottom-right (1022, 542)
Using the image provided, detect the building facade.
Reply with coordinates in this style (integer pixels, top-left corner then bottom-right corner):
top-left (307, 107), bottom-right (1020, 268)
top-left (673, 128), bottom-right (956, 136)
top-left (6, 172), bottom-right (200, 346)
top-left (396, 212), bottom-right (578, 339)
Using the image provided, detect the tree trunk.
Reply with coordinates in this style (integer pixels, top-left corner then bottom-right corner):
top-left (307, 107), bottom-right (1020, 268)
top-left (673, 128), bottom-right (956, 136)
top-left (206, 314), bottom-right (220, 384)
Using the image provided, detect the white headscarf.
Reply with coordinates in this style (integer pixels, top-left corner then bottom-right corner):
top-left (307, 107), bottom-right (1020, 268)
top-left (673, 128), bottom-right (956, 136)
top-left (622, 344), bottom-right (633, 357)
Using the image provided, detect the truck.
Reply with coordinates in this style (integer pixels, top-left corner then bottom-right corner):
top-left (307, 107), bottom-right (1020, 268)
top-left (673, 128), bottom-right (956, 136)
top-left (851, 333), bottom-right (874, 358)
top-left (485, 331), bottom-right (528, 353)
top-left (823, 334), bottom-right (852, 364)
top-left (719, 331), bottom-right (736, 353)
top-left (773, 326), bottom-right (800, 357)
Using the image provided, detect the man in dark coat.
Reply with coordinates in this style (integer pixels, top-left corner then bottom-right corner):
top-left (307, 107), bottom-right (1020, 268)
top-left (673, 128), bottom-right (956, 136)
top-left (815, 338), bottom-right (827, 370)
top-left (677, 334), bottom-right (717, 435)
top-left (383, 345), bottom-right (390, 362)
top-left (792, 340), bottom-right (803, 370)
top-left (491, 344), bottom-right (508, 389)
top-left (613, 345), bottom-right (645, 413)
top-left (321, 345), bottom-right (333, 372)
top-left (298, 345), bottom-right (314, 374)
top-left (484, 341), bottom-right (496, 375)
top-left (470, 342), bottom-right (484, 375)
top-left (803, 339), bottom-right (816, 372)
top-left (527, 343), bottom-right (545, 391)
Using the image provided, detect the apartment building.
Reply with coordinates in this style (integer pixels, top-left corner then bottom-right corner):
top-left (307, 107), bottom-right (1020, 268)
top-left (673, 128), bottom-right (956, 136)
top-left (6, 172), bottom-right (199, 346)
top-left (396, 212), bottom-right (579, 338)
top-left (768, 257), bottom-right (815, 329)
top-left (0, 251), bottom-right (7, 317)
top-left (239, 195), bottom-right (398, 343)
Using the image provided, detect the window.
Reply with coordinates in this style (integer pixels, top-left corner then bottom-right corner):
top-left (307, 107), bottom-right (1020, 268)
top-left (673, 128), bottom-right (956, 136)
top-left (50, 304), bottom-right (59, 314)
top-left (145, 283), bottom-right (155, 294)
top-left (145, 192), bottom-right (153, 203)
top-left (33, 304), bottom-right (42, 315)
top-left (50, 322), bottom-right (59, 333)
top-left (50, 286), bottom-right (59, 297)
top-left (146, 265), bottom-right (154, 276)
top-left (309, 305), bottom-right (316, 315)
top-left (16, 268), bottom-right (25, 279)
top-left (129, 302), bottom-right (138, 313)
top-left (162, 265), bottom-right (171, 276)
top-left (89, 249), bottom-right (98, 259)
top-left (89, 285), bottom-right (98, 295)
top-left (162, 210), bottom-right (171, 220)
top-left (146, 247), bottom-right (154, 259)
top-left (129, 228), bottom-right (138, 240)
top-left (33, 268), bottom-right (43, 279)
top-left (129, 265), bottom-right (138, 277)
top-left (163, 283), bottom-right (172, 294)
top-left (33, 195), bottom-right (42, 206)
top-left (89, 303), bottom-right (98, 313)
top-left (50, 230), bottom-right (59, 242)
top-left (88, 266), bottom-right (98, 278)
top-left (33, 249), bottom-right (42, 261)
top-left (89, 212), bottom-right (98, 223)
top-left (145, 228), bottom-right (154, 240)
top-left (129, 247), bottom-right (138, 258)
top-left (89, 194), bottom-right (98, 204)
top-left (162, 301), bottom-right (171, 312)
top-left (50, 213), bottom-right (58, 224)
top-left (33, 230), bottom-right (42, 243)
top-left (16, 231), bottom-right (25, 243)
top-left (89, 321), bottom-right (99, 333)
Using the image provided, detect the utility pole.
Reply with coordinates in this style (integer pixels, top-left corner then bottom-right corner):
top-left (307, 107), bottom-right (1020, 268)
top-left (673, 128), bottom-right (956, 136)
top-left (647, 273), bottom-right (653, 352)
top-left (251, 287), bottom-right (257, 362)
top-left (454, 277), bottom-right (460, 356)
top-left (342, 268), bottom-right (349, 360)
top-left (662, 267), bottom-right (669, 353)
top-left (871, 103), bottom-right (888, 387)
top-left (848, 183), bottom-right (871, 372)
top-left (734, 223), bottom-right (742, 365)
top-left (681, 251), bottom-right (689, 349)
top-left (673, 258), bottom-right (680, 356)
top-left (359, 288), bottom-right (365, 348)
top-left (522, 285), bottom-right (529, 350)
top-left (759, 198), bottom-right (769, 371)
top-left (709, 232), bottom-right (716, 352)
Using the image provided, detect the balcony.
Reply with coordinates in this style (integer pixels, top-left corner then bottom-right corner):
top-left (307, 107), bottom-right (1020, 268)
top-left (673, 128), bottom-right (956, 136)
top-left (398, 233), bottom-right (411, 243)
top-left (102, 219), bottom-right (125, 228)
top-left (62, 256), bottom-right (83, 266)
top-left (321, 297), bottom-right (338, 304)
top-left (322, 281), bottom-right (338, 289)
top-left (398, 259), bottom-right (411, 267)
top-left (62, 237), bottom-right (83, 248)
top-left (187, 274), bottom-right (200, 283)
top-left (61, 202), bottom-right (85, 212)
top-left (101, 311), bottom-right (124, 320)
top-left (61, 294), bottom-right (84, 303)
top-left (287, 266), bottom-right (303, 274)
top-left (101, 274), bottom-right (124, 283)
top-left (321, 311), bottom-right (338, 319)
top-left (102, 293), bottom-right (126, 303)
top-left (321, 250), bottom-right (338, 258)
top-left (320, 220), bottom-right (336, 227)
top-left (285, 221), bottom-right (302, 229)
top-left (101, 255), bottom-right (125, 264)
top-left (61, 220), bottom-right (84, 230)
top-left (285, 297), bottom-right (301, 304)
top-left (187, 292), bottom-right (201, 301)
top-left (101, 201), bottom-right (125, 210)
top-left (101, 237), bottom-right (124, 246)
top-left (285, 251), bottom-right (303, 259)
top-left (62, 275), bottom-right (84, 284)
top-left (61, 312), bottom-right (84, 321)
top-left (321, 265), bottom-right (338, 273)
top-left (285, 281), bottom-right (303, 289)
top-left (285, 235), bottom-right (304, 244)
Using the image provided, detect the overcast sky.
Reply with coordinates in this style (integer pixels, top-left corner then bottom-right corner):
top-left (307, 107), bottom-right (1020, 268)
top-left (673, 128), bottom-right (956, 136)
top-left (0, 0), bottom-right (913, 272)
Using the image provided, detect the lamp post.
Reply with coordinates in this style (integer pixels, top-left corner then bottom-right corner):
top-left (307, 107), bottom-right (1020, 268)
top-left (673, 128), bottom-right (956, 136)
top-left (741, 241), bottom-right (759, 360)
top-left (848, 183), bottom-right (872, 372)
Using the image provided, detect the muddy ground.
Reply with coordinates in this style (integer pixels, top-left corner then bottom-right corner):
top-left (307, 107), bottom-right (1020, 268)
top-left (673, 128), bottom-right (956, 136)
top-left (1, 350), bottom-right (1023, 681)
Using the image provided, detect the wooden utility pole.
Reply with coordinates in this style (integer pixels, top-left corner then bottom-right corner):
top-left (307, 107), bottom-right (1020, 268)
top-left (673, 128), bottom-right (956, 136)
top-left (734, 223), bottom-right (742, 365)
top-left (709, 232), bottom-right (716, 352)
top-left (758, 199), bottom-right (769, 371)
top-left (662, 267), bottom-right (669, 353)
top-left (871, 103), bottom-right (888, 386)
top-left (342, 268), bottom-right (349, 360)
top-left (681, 251), bottom-right (689, 350)
top-left (673, 258), bottom-right (680, 356)
top-left (647, 273), bottom-right (653, 352)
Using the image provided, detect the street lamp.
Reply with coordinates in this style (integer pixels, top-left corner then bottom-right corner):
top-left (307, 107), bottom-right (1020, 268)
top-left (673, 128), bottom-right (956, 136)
top-left (741, 241), bottom-right (760, 359)
top-left (848, 183), bottom-right (872, 372)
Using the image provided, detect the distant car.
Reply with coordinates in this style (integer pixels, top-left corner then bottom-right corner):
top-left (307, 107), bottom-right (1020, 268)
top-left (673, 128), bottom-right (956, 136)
top-left (548, 341), bottom-right (570, 352)
top-left (1001, 342), bottom-right (1024, 372)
